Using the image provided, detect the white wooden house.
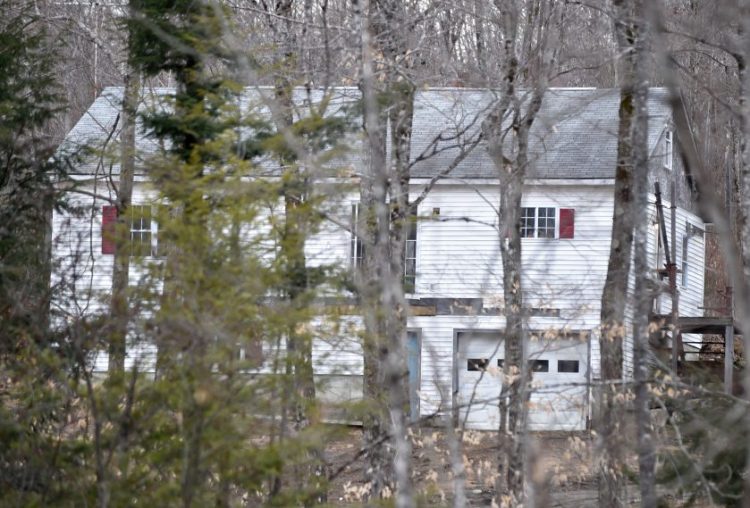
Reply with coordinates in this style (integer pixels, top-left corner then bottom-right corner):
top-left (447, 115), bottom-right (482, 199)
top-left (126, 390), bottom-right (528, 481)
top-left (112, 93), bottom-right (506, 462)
top-left (51, 87), bottom-right (706, 431)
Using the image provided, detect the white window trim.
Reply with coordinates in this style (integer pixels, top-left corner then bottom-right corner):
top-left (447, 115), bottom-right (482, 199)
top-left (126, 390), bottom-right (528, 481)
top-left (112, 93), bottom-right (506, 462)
top-left (664, 130), bottom-right (673, 171)
top-left (351, 202), bottom-right (418, 293)
top-left (130, 204), bottom-right (161, 258)
top-left (520, 206), bottom-right (558, 239)
top-left (404, 209), bottom-right (418, 295)
top-left (350, 202), bottom-right (364, 268)
top-left (681, 231), bottom-right (689, 287)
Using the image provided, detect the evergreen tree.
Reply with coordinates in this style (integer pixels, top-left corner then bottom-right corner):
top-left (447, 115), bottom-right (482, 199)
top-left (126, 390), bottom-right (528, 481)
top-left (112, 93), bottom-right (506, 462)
top-left (0, 1), bottom-right (81, 504)
top-left (86, 1), bottom-right (353, 504)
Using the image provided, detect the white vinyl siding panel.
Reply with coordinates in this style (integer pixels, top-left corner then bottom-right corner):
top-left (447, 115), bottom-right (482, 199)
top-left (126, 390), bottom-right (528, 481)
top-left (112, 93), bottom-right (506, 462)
top-left (52, 183), bottom-right (161, 319)
top-left (53, 180), bottom-right (705, 421)
top-left (412, 184), bottom-right (613, 329)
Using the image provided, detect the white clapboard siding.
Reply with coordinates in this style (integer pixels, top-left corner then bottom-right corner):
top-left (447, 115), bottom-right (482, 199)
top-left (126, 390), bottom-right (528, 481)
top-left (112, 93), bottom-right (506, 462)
top-left (408, 314), bottom-right (591, 421)
top-left (305, 192), bottom-right (355, 269)
top-left (52, 184), bottom-right (114, 319)
top-left (53, 179), bottom-right (705, 420)
top-left (648, 201), bottom-right (706, 318)
top-left (409, 314), bottom-right (505, 419)
top-left (612, 199), bottom-right (706, 379)
top-left (311, 316), bottom-right (364, 375)
top-left (51, 183), bottom-right (362, 373)
top-left (51, 183), bottom-right (164, 320)
top-left (413, 184), bottom-right (614, 329)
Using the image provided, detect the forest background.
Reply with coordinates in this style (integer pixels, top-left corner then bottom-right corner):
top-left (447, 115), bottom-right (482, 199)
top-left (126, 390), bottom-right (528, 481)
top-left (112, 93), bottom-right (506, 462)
top-left (1, 0), bottom-right (749, 507)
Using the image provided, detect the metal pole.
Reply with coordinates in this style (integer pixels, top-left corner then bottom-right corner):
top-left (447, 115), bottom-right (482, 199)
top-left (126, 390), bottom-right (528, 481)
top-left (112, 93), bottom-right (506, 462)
top-left (654, 183), bottom-right (672, 266)
top-left (724, 146), bottom-right (735, 393)
top-left (725, 323), bottom-right (735, 394)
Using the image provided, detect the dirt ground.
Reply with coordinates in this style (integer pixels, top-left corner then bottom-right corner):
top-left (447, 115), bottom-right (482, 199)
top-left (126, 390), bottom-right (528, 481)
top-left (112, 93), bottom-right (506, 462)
top-left (322, 423), bottom-right (717, 507)
top-left (325, 426), bottom-right (606, 506)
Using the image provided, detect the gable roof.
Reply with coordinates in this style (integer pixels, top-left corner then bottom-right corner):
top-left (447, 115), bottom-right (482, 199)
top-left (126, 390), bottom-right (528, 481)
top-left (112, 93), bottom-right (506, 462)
top-left (410, 87), bottom-right (671, 179)
top-left (59, 86), bottom-right (672, 180)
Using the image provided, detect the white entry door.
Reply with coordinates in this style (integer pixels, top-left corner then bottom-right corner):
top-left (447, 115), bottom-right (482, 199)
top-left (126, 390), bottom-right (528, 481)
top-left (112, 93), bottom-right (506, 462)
top-left (456, 331), bottom-right (589, 431)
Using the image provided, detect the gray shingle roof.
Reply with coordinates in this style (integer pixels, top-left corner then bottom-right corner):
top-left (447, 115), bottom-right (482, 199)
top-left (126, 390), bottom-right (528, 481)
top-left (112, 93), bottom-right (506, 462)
top-left (59, 86), bottom-right (671, 180)
top-left (409, 87), bottom-right (671, 179)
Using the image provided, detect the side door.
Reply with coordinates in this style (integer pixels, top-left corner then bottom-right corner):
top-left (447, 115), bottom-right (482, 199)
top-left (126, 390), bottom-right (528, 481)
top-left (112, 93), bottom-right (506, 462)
top-left (406, 331), bottom-right (421, 423)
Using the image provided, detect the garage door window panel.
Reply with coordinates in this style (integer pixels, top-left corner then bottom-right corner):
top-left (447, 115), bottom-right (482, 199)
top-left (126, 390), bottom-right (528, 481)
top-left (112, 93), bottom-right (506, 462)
top-left (558, 360), bottom-right (580, 373)
top-left (467, 358), bottom-right (490, 371)
top-left (529, 359), bottom-right (549, 372)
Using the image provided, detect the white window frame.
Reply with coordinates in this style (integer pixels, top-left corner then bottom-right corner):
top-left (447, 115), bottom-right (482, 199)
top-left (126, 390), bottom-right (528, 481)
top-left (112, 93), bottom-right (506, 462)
top-left (351, 202), bottom-right (417, 292)
top-left (404, 211), bottom-right (417, 294)
top-left (664, 130), bottom-right (673, 171)
top-left (520, 206), bottom-right (557, 239)
top-left (681, 231), bottom-right (689, 287)
top-left (129, 204), bottom-right (159, 257)
top-left (350, 203), bottom-right (364, 268)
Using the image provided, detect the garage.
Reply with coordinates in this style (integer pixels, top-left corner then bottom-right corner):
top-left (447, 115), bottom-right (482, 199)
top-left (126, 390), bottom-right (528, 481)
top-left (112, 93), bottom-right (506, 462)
top-left (455, 330), bottom-right (589, 431)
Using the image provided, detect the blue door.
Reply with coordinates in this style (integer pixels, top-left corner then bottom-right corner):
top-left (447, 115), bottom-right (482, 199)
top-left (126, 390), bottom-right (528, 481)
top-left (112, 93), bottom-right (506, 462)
top-left (406, 331), bottom-right (421, 423)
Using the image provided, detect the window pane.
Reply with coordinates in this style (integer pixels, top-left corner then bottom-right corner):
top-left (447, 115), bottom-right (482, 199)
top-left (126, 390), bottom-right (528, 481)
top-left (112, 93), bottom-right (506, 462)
top-left (141, 205), bottom-right (151, 228)
top-left (350, 239), bottom-right (358, 265)
top-left (129, 206), bottom-right (155, 257)
top-left (521, 207), bottom-right (535, 238)
top-left (529, 359), bottom-right (549, 372)
top-left (404, 275), bottom-right (415, 294)
top-left (538, 207), bottom-right (556, 238)
top-left (131, 231), bottom-right (152, 257)
top-left (681, 235), bottom-right (689, 286)
top-left (665, 131), bottom-right (673, 169)
top-left (403, 211), bottom-right (417, 287)
top-left (351, 204), bottom-right (364, 267)
top-left (467, 359), bottom-right (489, 371)
top-left (407, 218), bottom-right (417, 240)
top-left (404, 258), bottom-right (416, 277)
top-left (558, 360), bottom-right (579, 373)
top-left (405, 241), bottom-right (416, 259)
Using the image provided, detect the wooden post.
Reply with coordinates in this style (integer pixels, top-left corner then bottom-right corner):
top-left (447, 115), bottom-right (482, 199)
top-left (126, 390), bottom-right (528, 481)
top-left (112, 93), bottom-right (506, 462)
top-left (725, 324), bottom-right (734, 394)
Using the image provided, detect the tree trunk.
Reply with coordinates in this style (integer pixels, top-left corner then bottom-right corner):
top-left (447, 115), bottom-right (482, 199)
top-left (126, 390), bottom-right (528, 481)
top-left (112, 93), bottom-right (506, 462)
top-left (108, 45), bottom-right (139, 373)
top-left (357, 0), bottom-right (416, 504)
top-left (482, 4), bottom-right (553, 503)
top-left (483, 65), bottom-right (545, 507)
top-left (597, 2), bottom-right (639, 505)
top-left (738, 3), bottom-right (750, 508)
top-left (358, 0), bottom-right (395, 494)
top-left (629, 5), bottom-right (656, 504)
top-left (386, 80), bottom-right (416, 508)
top-left (271, 1), bottom-right (327, 501)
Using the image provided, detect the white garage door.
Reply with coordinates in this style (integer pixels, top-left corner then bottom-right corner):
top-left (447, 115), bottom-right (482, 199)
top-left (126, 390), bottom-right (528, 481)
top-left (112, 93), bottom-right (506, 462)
top-left (456, 331), bottom-right (589, 431)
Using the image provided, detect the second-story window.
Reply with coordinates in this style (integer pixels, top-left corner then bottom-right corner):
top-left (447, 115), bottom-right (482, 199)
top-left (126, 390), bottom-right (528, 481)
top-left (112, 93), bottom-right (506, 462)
top-left (521, 207), bottom-right (536, 237)
top-left (351, 203), bottom-right (364, 268)
top-left (351, 203), bottom-right (418, 292)
top-left (681, 233), bottom-right (689, 287)
top-left (404, 213), bottom-right (417, 293)
top-left (665, 130), bottom-right (673, 170)
top-left (101, 204), bottom-right (162, 257)
top-left (521, 207), bottom-right (556, 238)
top-left (130, 205), bottom-right (156, 257)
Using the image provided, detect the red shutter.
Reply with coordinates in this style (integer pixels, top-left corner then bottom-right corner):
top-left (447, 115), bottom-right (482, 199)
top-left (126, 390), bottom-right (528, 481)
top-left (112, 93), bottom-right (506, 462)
top-left (559, 208), bottom-right (575, 239)
top-left (101, 205), bottom-right (118, 254)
